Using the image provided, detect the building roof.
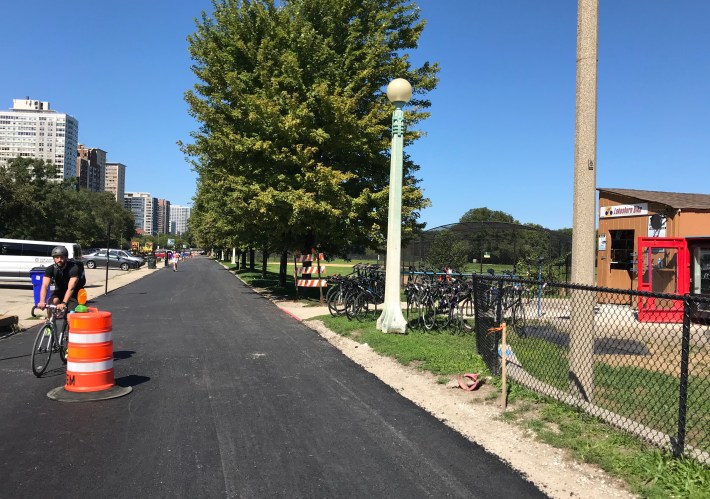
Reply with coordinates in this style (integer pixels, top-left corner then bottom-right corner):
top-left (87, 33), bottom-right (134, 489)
top-left (598, 188), bottom-right (710, 210)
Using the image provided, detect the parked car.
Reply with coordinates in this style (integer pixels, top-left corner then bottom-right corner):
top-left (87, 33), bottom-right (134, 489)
top-left (127, 251), bottom-right (146, 263)
top-left (82, 249), bottom-right (144, 271)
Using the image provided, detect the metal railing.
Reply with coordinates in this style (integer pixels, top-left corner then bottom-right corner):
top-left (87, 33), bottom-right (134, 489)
top-left (471, 274), bottom-right (710, 463)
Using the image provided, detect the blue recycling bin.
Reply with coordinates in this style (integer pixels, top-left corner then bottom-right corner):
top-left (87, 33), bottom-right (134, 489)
top-left (30, 267), bottom-right (47, 306)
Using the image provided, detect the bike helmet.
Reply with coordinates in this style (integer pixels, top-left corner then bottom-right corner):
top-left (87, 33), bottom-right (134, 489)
top-left (51, 246), bottom-right (69, 258)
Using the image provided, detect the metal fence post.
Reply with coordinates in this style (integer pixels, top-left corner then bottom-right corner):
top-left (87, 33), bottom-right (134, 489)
top-left (674, 295), bottom-right (692, 457)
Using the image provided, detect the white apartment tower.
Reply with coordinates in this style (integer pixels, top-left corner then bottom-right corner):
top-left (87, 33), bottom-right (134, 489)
top-left (170, 205), bottom-right (191, 235)
top-left (0, 98), bottom-right (79, 180)
top-left (105, 162), bottom-right (126, 203)
top-left (124, 192), bottom-right (156, 235)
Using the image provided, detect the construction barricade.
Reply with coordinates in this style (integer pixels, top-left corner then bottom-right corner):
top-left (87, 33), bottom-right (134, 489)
top-left (47, 307), bottom-right (132, 402)
top-left (294, 252), bottom-right (327, 303)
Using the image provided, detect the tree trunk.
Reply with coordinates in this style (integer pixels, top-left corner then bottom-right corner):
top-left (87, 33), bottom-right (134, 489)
top-left (249, 248), bottom-right (255, 270)
top-left (279, 250), bottom-right (288, 287)
top-left (261, 250), bottom-right (268, 279)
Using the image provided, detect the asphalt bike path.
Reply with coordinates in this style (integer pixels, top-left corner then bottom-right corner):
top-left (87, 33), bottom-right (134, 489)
top-left (0, 257), bottom-right (545, 498)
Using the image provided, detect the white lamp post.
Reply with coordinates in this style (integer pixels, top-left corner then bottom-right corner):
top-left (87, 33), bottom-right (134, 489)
top-left (377, 78), bottom-right (412, 334)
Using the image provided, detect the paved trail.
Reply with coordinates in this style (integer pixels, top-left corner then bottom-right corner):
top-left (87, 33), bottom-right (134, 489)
top-left (0, 257), bottom-right (544, 498)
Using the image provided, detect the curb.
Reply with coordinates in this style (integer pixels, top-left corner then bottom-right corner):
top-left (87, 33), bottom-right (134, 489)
top-left (279, 307), bottom-right (303, 322)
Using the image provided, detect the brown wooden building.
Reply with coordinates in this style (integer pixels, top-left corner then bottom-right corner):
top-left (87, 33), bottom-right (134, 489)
top-left (597, 188), bottom-right (710, 302)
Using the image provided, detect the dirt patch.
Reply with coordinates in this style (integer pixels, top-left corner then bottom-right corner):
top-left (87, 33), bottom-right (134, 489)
top-left (305, 319), bottom-right (636, 499)
top-left (598, 342), bottom-right (710, 376)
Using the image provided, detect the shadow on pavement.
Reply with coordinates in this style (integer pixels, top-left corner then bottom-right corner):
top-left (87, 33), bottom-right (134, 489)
top-left (116, 374), bottom-right (150, 388)
top-left (0, 352), bottom-right (31, 362)
top-left (113, 350), bottom-right (135, 360)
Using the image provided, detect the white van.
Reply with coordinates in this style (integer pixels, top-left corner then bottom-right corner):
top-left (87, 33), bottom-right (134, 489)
top-left (0, 238), bottom-right (82, 282)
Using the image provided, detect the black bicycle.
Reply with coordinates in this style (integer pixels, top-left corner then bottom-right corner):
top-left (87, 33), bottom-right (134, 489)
top-left (30, 304), bottom-right (69, 377)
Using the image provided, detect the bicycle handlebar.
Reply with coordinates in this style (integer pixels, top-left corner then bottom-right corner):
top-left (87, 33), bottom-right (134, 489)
top-left (31, 303), bottom-right (63, 318)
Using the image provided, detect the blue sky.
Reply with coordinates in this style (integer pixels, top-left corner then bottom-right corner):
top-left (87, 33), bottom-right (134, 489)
top-left (2, 1), bottom-right (708, 230)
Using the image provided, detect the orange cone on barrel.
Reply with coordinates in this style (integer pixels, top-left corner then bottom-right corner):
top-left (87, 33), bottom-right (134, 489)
top-left (66, 307), bottom-right (115, 392)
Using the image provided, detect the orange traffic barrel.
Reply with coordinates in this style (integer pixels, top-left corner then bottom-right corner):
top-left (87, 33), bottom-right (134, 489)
top-left (65, 307), bottom-right (115, 392)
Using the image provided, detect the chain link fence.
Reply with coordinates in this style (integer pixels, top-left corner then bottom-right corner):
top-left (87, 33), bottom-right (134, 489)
top-left (472, 274), bottom-right (710, 464)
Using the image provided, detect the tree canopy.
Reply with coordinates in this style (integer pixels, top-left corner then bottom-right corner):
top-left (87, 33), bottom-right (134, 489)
top-left (406, 207), bottom-right (572, 274)
top-left (0, 158), bottom-right (135, 247)
top-left (459, 207), bottom-right (516, 224)
top-left (182, 0), bottom-right (439, 268)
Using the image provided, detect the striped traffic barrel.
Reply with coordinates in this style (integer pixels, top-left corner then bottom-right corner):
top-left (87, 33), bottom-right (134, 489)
top-left (65, 307), bottom-right (114, 392)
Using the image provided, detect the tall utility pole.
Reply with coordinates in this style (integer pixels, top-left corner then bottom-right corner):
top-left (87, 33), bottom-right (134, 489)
top-left (570, 0), bottom-right (599, 400)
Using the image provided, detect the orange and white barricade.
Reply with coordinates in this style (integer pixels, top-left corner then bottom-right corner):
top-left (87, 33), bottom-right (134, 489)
top-left (66, 308), bottom-right (115, 392)
top-left (47, 307), bottom-right (132, 402)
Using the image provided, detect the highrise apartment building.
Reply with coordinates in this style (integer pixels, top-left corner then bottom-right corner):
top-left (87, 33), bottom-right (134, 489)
top-left (170, 205), bottom-right (191, 235)
top-left (156, 199), bottom-right (171, 235)
top-left (0, 98), bottom-right (79, 180)
top-left (124, 192), bottom-right (157, 235)
top-left (76, 144), bottom-right (106, 192)
top-left (105, 162), bottom-right (126, 203)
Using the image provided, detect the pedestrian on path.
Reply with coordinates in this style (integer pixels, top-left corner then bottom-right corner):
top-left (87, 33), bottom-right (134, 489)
top-left (171, 251), bottom-right (179, 272)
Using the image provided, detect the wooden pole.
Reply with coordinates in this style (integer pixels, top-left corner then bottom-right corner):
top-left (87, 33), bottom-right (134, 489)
top-left (317, 252), bottom-right (323, 305)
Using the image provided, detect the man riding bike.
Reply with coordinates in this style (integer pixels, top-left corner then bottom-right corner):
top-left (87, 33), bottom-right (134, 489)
top-left (37, 246), bottom-right (81, 313)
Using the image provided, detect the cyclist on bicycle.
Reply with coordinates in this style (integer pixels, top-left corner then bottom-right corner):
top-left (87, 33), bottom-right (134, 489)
top-left (37, 246), bottom-right (81, 313)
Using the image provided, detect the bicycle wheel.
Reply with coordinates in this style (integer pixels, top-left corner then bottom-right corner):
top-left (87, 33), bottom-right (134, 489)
top-left (406, 291), bottom-right (422, 329)
top-left (351, 292), bottom-right (376, 322)
top-left (457, 296), bottom-right (475, 334)
top-left (511, 300), bottom-right (527, 338)
top-left (57, 318), bottom-right (69, 363)
top-left (344, 290), bottom-right (361, 321)
top-left (440, 293), bottom-right (456, 330)
top-left (327, 286), bottom-right (347, 317)
top-left (422, 295), bottom-right (437, 331)
top-left (31, 324), bottom-right (54, 377)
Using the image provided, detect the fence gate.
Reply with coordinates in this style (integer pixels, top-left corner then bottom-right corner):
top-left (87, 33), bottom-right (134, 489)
top-left (637, 237), bottom-right (689, 323)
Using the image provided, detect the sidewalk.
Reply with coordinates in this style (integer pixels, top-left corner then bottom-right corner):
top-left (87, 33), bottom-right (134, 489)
top-left (0, 264), bottom-right (161, 332)
top-left (275, 300), bottom-right (330, 321)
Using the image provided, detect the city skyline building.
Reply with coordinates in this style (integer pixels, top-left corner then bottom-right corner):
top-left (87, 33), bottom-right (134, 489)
top-left (156, 199), bottom-right (171, 235)
top-left (170, 205), bottom-right (191, 235)
top-left (0, 98), bottom-right (78, 180)
top-left (76, 144), bottom-right (106, 192)
top-left (105, 162), bottom-right (126, 203)
top-left (124, 192), bottom-right (156, 235)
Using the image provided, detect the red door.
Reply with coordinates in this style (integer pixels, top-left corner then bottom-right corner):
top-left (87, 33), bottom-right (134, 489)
top-left (637, 237), bottom-right (689, 323)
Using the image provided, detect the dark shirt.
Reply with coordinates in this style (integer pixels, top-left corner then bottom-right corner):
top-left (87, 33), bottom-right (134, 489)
top-left (44, 261), bottom-right (81, 299)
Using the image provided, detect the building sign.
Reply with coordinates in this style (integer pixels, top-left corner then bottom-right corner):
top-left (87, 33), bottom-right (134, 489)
top-left (647, 216), bottom-right (667, 237)
top-left (598, 234), bottom-right (607, 251)
top-left (599, 203), bottom-right (648, 219)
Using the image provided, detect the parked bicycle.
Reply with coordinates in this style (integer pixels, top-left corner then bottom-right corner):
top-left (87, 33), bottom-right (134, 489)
top-left (345, 266), bottom-right (384, 322)
top-left (405, 268), bottom-right (473, 334)
top-left (327, 264), bottom-right (384, 322)
top-left (480, 271), bottom-right (528, 337)
top-left (30, 304), bottom-right (69, 377)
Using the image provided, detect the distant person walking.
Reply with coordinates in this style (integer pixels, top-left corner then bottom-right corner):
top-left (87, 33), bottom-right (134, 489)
top-left (171, 251), bottom-right (179, 272)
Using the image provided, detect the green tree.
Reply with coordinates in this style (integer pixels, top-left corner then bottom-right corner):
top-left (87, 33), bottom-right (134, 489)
top-left (459, 207), bottom-right (517, 224)
top-left (425, 230), bottom-right (470, 271)
top-left (0, 157), bottom-right (135, 247)
top-left (182, 0), bottom-right (438, 285)
top-left (0, 157), bottom-right (58, 239)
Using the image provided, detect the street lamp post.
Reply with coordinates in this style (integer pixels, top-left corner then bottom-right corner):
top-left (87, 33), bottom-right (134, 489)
top-left (377, 78), bottom-right (412, 334)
